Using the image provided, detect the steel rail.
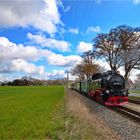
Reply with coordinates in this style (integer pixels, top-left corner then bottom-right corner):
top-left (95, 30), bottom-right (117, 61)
top-left (114, 106), bottom-right (140, 123)
top-left (129, 99), bottom-right (140, 105)
top-left (72, 89), bottom-right (140, 123)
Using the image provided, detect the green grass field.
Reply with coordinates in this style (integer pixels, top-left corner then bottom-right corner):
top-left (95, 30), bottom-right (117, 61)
top-left (0, 86), bottom-right (121, 139)
top-left (130, 90), bottom-right (140, 94)
top-left (0, 86), bottom-right (64, 139)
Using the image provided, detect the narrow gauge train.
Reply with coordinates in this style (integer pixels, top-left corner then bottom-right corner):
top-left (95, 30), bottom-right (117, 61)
top-left (71, 69), bottom-right (128, 106)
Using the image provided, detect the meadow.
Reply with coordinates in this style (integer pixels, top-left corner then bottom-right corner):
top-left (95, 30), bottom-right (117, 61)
top-left (0, 86), bottom-right (121, 140)
top-left (0, 86), bottom-right (64, 139)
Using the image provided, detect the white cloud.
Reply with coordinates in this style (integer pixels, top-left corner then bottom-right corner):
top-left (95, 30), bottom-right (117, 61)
top-left (0, 74), bottom-right (16, 82)
top-left (46, 53), bottom-right (82, 67)
top-left (95, 59), bottom-right (111, 71)
top-left (27, 33), bottom-right (70, 52)
top-left (0, 36), bottom-right (82, 80)
top-left (0, 36), bottom-right (81, 67)
top-left (133, 0), bottom-right (140, 4)
top-left (0, 0), bottom-right (62, 35)
top-left (0, 59), bottom-right (45, 75)
top-left (77, 41), bottom-right (93, 53)
top-left (130, 69), bottom-right (140, 81)
top-left (86, 26), bottom-right (101, 34)
top-left (48, 70), bottom-right (66, 79)
top-left (0, 37), bottom-right (15, 47)
top-left (57, 0), bottom-right (70, 12)
top-left (0, 36), bottom-right (46, 77)
top-left (0, 37), bottom-right (41, 62)
top-left (11, 59), bottom-right (45, 75)
top-left (118, 67), bottom-right (140, 82)
top-left (68, 28), bottom-right (79, 34)
top-left (47, 69), bottom-right (77, 80)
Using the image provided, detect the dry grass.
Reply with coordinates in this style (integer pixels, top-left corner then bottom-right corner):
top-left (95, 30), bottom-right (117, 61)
top-left (64, 89), bottom-right (122, 140)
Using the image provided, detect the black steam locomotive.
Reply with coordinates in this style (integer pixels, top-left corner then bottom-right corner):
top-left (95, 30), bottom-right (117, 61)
top-left (71, 69), bottom-right (128, 106)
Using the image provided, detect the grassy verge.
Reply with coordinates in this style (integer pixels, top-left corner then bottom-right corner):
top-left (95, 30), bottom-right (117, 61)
top-left (50, 103), bottom-right (95, 139)
top-left (129, 96), bottom-right (140, 100)
top-left (64, 90), bottom-right (120, 140)
top-left (130, 90), bottom-right (140, 94)
top-left (53, 103), bottom-right (116, 140)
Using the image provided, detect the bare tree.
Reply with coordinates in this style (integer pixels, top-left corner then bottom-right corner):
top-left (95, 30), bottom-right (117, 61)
top-left (71, 51), bottom-right (100, 80)
top-left (81, 51), bottom-right (100, 79)
top-left (71, 63), bottom-right (85, 80)
top-left (110, 25), bottom-right (140, 82)
top-left (93, 33), bottom-right (122, 70)
top-left (93, 25), bottom-right (140, 85)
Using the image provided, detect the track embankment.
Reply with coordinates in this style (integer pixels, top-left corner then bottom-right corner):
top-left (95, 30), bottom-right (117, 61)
top-left (66, 89), bottom-right (120, 140)
top-left (67, 89), bottom-right (140, 140)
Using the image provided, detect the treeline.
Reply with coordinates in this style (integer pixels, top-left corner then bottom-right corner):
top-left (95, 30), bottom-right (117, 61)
top-left (0, 77), bottom-right (68, 86)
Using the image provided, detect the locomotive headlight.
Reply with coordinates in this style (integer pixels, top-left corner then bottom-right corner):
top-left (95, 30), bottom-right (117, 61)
top-left (106, 90), bottom-right (109, 93)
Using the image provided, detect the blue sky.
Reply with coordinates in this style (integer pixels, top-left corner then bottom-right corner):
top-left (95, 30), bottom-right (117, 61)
top-left (0, 0), bottom-right (140, 81)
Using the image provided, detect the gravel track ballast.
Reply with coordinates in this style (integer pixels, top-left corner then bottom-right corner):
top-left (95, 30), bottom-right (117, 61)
top-left (69, 89), bottom-right (140, 140)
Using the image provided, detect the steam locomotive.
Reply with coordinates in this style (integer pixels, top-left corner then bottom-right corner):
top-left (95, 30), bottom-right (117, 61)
top-left (71, 69), bottom-right (128, 106)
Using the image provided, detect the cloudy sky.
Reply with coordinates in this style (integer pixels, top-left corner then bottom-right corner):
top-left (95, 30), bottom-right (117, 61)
top-left (0, 0), bottom-right (140, 81)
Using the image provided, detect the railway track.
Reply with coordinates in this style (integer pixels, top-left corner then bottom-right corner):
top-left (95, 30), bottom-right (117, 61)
top-left (88, 95), bottom-right (140, 123)
top-left (114, 106), bottom-right (140, 123)
top-left (129, 99), bottom-right (140, 105)
top-left (73, 89), bottom-right (140, 123)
